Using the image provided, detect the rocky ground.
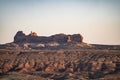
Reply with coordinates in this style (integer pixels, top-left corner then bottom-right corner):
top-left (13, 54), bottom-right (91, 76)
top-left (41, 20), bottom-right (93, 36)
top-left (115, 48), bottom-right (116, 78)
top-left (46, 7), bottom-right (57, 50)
top-left (0, 48), bottom-right (120, 80)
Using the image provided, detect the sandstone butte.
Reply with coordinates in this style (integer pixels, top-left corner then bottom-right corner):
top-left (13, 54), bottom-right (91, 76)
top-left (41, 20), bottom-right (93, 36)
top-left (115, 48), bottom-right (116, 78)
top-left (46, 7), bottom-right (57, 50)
top-left (14, 31), bottom-right (83, 44)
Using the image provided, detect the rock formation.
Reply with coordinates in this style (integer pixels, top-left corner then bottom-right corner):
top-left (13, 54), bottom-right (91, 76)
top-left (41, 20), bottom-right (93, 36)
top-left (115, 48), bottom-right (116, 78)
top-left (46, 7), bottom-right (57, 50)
top-left (67, 36), bottom-right (71, 43)
top-left (14, 31), bottom-right (83, 44)
top-left (29, 31), bottom-right (38, 37)
top-left (14, 31), bottom-right (26, 43)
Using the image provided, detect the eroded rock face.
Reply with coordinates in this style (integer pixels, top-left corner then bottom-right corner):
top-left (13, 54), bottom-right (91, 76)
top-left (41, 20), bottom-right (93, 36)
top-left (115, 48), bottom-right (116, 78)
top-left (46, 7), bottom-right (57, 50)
top-left (14, 31), bottom-right (83, 44)
top-left (14, 31), bottom-right (26, 43)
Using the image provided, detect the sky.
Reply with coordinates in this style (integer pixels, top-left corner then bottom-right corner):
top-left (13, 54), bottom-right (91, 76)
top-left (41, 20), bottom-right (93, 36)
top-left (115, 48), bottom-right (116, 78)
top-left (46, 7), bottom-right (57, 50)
top-left (0, 0), bottom-right (120, 45)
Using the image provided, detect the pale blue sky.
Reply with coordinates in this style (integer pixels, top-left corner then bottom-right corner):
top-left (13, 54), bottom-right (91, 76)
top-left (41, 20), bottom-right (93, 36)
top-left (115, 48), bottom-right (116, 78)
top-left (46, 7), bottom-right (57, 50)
top-left (0, 0), bottom-right (120, 44)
